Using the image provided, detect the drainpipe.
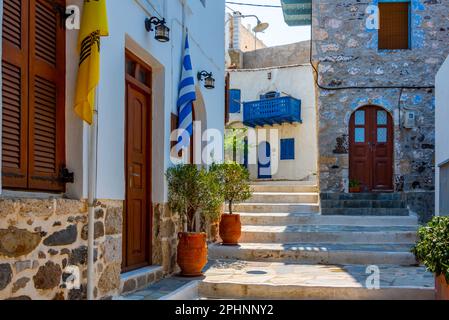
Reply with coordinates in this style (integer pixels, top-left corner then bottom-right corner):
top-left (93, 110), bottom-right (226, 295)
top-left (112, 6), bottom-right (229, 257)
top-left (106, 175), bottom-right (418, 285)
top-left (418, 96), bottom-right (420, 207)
top-left (87, 90), bottom-right (99, 301)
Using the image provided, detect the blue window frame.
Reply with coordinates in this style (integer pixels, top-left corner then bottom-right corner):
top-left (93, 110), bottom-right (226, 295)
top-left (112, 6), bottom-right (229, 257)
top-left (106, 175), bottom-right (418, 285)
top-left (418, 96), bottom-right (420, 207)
top-left (281, 138), bottom-right (295, 160)
top-left (229, 89), bottom-right (241, 113)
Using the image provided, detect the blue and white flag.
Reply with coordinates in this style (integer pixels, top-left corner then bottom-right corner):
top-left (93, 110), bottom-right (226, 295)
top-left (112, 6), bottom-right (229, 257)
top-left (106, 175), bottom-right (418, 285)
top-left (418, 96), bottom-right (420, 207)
top-left (176, 34), bottom-right (196, 154)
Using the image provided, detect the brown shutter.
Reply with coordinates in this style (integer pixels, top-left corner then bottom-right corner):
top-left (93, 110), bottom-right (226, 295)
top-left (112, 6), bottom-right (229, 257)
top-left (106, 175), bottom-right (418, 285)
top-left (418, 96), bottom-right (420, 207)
top-left (27, 0), bottom-right (65, 191)
top-left (2, 0), bottom-right (29, 188)
top-left (378, 3), bottom-right (409, 50)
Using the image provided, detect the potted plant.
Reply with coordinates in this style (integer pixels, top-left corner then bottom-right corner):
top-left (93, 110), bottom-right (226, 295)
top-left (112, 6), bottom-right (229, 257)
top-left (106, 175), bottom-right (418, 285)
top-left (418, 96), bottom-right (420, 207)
top-left (166, 164), bottom-right (223, 276)
top-left (349, 179), bottom-right (361, 193)
top-left (412, 216), bottom-right (449, 300)
top-left (211, 162), bottom-right (252, 245)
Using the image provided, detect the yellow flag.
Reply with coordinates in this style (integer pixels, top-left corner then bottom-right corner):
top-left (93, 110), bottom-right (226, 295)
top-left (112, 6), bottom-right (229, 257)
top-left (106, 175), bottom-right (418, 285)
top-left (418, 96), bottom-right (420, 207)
top-left (74, 0), bottom-right (109, 125)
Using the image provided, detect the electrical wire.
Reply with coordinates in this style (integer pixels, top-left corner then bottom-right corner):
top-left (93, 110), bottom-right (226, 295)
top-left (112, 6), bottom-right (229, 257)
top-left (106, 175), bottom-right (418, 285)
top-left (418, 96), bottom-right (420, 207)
top-left (226, 1), bottom-right (282, 8)
top-left (308, 4), bottom-right (435, 91)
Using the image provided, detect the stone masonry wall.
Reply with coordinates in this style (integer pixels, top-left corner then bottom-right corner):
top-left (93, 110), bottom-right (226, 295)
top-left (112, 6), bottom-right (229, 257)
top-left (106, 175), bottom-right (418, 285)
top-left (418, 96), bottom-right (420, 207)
top-left (0, 198), bottom-right (123, 300)
top-left (312, 0), bottom-right (449, 223)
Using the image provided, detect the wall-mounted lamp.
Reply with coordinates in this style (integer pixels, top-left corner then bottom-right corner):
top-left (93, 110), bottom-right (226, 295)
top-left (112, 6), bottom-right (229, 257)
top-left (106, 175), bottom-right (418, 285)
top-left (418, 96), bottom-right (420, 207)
top-left (197, 71), bottom-right (215, 89)
top-left (145, 17), bottom-right (170, 42)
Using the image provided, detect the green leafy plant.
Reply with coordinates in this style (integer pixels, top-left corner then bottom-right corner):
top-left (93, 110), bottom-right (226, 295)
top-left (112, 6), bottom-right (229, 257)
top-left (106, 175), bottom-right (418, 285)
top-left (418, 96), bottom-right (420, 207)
top-left (166, 165), bottom-right (224, 232)
top-left (210, 162), bottom-right (252, 215)
top-left (349, 179), bottom-right (360, 188)
top-left (412, 216), bottom-right (449, 283)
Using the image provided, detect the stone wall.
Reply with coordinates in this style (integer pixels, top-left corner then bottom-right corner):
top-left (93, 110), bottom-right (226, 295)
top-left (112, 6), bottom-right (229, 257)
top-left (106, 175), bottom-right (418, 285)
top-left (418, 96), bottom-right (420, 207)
top-left (312, 0), bottom-right (449, 223)
top-left (243, 41), bottom-right (310, 69)
top-left (0, 197), bottom-right (123, 300)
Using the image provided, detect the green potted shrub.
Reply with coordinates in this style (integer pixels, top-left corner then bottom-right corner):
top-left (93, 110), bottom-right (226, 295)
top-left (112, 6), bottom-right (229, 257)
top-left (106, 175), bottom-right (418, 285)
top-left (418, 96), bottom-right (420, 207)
top-left (412, 216), bottom-right (449, 300)
top-left (210, 162), bottom-right (252, 245)
top-left (166, 164), bottom-right (223, 276)
top-left (349, 179), bottom-right (361, 193)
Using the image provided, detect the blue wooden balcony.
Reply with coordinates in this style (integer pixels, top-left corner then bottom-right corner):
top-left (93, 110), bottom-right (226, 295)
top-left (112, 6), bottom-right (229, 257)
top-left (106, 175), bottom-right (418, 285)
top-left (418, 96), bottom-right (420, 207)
top-left (243, 96), bottom-right (302, 128)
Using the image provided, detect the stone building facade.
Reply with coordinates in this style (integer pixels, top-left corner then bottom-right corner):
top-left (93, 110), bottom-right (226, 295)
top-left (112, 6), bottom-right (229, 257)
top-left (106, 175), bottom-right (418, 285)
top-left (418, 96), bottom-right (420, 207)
top-left (312, 0), bottom-right (449, 223)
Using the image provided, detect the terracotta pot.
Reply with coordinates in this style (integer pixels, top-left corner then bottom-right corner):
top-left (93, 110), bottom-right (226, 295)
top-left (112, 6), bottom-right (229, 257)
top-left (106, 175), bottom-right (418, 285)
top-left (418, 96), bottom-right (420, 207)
top-left (349, 186), bottom-right (361, 193)
top-left (219, 214), bottom-right (242, 245)
top-left (435, 274), bottom-right (449, 300)
top-left (177, 232), bottom-right (207, 277)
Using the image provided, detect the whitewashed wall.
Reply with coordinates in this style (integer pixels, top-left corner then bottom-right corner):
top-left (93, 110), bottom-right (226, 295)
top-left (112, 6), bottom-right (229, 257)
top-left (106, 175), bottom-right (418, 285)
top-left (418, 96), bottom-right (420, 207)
top-left (0, 0), bottom-right (225, 203)
top-left (228, 65), bottom-right (318, 181)
top-left (435, 55), bottom-right (449, 216)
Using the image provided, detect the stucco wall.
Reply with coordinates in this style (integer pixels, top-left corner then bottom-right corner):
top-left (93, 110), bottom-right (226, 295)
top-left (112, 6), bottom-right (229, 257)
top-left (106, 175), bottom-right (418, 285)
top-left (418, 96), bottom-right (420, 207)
top-left (435, 56), bottom-right (449, 216)
top-left (228, 65), bottom-right (318, 181)
top-left (243, 41), bottom-right (310, 69)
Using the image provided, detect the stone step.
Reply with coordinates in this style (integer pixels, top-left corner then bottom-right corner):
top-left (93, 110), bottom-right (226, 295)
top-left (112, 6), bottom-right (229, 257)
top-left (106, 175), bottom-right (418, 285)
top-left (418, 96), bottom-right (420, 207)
top-left (251, 184), bottom-right (318, 193)
top-left (208, 243), bottom-right (418, 265)
top-left (321, 193), bottom-right (403, 201)
top-left (321, 200), bottom-right (406, 209)
top-left (199, 260), bottom-right (434, 300)
top-left (232, 203), bottom-right (320, 214)
top-left (239, 225), bottom-right (418, 244)
top-left (321, 208), bottom-right (410, 216)
top-left (246, 192), bottom-right (319, 204)
top-left (238, 213), bottom-right (419, 227)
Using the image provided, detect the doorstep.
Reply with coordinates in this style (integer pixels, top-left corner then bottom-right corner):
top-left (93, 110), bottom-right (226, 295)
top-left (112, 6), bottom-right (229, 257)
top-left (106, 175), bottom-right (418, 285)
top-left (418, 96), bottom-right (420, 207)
top-left (119, 265), bottom-right (164, 296)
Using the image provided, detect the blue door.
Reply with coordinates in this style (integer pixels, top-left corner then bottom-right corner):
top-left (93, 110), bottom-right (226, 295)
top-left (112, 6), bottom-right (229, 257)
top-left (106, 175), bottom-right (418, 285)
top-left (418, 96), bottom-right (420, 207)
top-left (258, 142), bottom-right (272, 179)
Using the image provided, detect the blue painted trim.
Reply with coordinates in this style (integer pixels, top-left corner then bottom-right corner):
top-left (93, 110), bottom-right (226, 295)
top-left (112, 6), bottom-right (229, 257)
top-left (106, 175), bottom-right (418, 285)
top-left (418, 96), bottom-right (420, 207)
top-left (229, 89), bottom-right (241, 114)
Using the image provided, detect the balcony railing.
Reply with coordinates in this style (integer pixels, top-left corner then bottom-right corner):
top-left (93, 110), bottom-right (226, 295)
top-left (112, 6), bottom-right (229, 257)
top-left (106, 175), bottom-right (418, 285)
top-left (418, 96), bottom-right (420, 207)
top-left (243, 96), bottom-right (302, 128)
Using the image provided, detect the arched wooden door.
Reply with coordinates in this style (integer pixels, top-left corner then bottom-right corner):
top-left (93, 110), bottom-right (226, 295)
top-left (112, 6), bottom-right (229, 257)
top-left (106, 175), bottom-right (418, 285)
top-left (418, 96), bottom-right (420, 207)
top-left (349, 106), bottom-right (394, 192)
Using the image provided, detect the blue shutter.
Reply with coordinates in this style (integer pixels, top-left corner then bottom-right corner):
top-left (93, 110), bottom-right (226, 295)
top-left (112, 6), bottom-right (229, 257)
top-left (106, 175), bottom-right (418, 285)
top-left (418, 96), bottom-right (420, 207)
top-left (229, 89), bottom-right (241, 113)
top-left (281, 139), bottom-right (295, 160)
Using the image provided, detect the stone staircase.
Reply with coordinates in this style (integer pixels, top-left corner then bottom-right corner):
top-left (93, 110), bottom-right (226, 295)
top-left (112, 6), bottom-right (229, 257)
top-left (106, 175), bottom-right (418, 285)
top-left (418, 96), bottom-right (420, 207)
top-left (207, 181), bottom-right (434, 300)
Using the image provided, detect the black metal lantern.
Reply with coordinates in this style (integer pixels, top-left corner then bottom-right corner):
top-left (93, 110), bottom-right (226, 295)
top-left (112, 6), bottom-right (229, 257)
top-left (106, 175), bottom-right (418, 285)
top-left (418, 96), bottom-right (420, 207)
top-left (145, 17), bottom-right (170, 43)
top-left (197, 71), bottom-right (215, 89)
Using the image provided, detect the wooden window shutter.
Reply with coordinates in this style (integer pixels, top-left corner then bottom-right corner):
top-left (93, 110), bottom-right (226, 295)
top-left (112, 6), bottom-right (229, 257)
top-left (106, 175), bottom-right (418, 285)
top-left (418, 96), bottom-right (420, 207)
top-left (378, 2), bottom-right (410, 50)
top-left (2, 0), bottom-right (66, 191)
top-left (2, 0), bottom-right (29, 188)
top-left (28, 0), bottom-right (65, 191)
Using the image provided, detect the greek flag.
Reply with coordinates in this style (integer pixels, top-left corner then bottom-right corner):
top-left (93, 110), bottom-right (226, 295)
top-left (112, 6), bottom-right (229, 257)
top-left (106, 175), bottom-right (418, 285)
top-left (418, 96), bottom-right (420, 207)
top-left (176, 34), bottom-right (196, 153)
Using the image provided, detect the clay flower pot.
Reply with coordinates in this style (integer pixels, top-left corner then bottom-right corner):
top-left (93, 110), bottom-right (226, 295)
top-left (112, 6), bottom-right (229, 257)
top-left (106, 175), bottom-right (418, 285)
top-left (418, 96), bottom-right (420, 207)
top-left (177, 232), bottom-right (207, 277)
top-left (349, 186), bottom-right (361, 193)
top-left (219, 214), bottom-right (242, 245)
top-left (435, 274), bottom-right (449, 300)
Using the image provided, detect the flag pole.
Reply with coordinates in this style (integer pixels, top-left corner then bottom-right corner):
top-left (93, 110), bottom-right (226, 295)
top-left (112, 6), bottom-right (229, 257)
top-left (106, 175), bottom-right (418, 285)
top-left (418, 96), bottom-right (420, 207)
top-left (87, 89), bottom-right (99, 300)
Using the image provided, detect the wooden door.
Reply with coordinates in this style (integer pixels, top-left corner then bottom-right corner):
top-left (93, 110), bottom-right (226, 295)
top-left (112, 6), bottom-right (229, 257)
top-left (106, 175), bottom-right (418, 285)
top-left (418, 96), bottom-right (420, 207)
top-left (349, 106), bottom-right (393, 192)
top-left (123, 53), bottom-right (152, 272)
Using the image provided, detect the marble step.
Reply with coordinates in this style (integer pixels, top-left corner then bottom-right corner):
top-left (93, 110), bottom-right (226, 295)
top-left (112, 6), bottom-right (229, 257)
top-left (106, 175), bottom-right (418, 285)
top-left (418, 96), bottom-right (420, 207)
top-left (232, 203), bottom-right (320, 214)
top-left (239, 225), bottom-right (418, 244)
top-left (199, 260), bottom-right (434, 300)
top-left (321, 199), bottom-right (406, 209)
top-left (251, 184), bottom-right (318, 193)
top-left (246, 192), bottom-right (319, 204)
top-left (238, 213), bottom-right (418, 227)
top-left (208, 243), bottom-right (418, 266)
top-left (321, 208), bottom-right (410, 216)
top-left (321, 193), bottom-right (403, 201)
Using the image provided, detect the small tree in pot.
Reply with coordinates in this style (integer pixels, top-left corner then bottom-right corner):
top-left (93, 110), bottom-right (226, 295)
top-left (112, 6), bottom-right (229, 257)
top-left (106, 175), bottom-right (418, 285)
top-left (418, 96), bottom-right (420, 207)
top-left (211, 162), bottom-right (252, 245)
top-left (166, 164), bottom-right (223, 276)
top-left (412, 216), bottom-right (449, 300)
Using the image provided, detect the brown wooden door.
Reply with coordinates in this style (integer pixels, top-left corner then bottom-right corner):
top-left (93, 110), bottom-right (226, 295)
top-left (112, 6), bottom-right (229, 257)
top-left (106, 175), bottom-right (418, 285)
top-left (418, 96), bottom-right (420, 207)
top-left (349, 106), bottom-right (393, 192)
top-left (123, 54), bottom-right (152, 271)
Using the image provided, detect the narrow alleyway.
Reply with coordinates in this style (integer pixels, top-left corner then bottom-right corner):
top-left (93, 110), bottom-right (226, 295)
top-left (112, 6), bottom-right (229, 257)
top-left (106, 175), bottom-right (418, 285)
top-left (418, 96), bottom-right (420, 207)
top-left (123, 181), bottom-right (434, 300)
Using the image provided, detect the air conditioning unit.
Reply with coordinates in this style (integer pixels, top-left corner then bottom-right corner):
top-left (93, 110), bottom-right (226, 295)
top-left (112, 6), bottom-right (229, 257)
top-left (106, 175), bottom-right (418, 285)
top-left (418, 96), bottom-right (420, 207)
top-left (403, 111), bottom-right (416, 129)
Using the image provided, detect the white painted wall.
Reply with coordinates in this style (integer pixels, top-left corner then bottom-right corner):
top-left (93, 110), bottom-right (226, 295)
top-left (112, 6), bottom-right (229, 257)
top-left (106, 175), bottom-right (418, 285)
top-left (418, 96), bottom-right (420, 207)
top-left (435, 55), bottom-right (449, 216)
top-left (0, 0), bottom-right (225, 204)
top-left (227, 65), bottom-right (318, 181)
